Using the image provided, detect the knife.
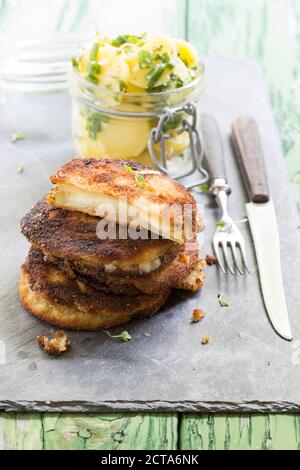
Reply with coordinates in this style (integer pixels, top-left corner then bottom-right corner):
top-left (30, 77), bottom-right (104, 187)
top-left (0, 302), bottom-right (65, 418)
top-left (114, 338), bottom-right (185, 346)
top-left (231, 117), bottom-right (293, 341)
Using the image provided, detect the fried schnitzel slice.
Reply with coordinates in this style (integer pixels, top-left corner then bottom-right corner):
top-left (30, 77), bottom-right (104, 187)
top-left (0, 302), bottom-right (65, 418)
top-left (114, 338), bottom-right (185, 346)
top-left (46, 158), bottom-right (203, 243)
top-left (21, 199), bottom-right (179, 276)
top-left (19, 248), bottom-right (171, 330)
top-left (37, 235), bottom-right (204, 295)
top-left (68, 240), bottom-right (205, 295)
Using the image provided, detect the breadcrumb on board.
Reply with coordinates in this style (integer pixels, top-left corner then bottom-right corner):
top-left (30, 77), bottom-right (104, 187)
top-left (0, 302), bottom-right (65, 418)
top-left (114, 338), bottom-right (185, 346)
top-left (37, 330), bottom-right (70, 356)
top-left (191, 308), bottom-right (205, 323)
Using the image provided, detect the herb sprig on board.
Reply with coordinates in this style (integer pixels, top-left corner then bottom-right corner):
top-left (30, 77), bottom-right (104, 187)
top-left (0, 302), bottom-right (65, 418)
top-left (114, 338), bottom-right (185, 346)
top-left (106, 331), bottom-right (132, 343)
top-left (11, 131), bottom-right (25, 143)
top-left (17, 163), bottom-right (24, 173)
top-left (218, 295), bottom-right (230, 308)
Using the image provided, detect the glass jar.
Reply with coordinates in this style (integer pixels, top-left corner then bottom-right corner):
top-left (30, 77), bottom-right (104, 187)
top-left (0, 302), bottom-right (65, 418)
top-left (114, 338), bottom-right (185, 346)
top-left (69, 65), bottom-right (205, 169)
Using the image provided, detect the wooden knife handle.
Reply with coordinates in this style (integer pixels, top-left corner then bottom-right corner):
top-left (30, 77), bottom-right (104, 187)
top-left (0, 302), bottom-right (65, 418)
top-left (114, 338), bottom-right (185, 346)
top-left (201, 113), bottom-right (227, 182)
top-left (231, 117), bottom-right (270, 203)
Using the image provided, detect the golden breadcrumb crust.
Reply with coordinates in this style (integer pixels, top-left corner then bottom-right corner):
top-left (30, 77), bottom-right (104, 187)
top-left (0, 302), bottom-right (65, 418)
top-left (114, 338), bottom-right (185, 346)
top-left (41, 240), bottom-right (205, 295)
top-left (93, 242), bottom-right (205, 294)
top-left (49, 158), bottom-right (198, 209)
top-left (47, 158), bottom-right (204, 241)
top-left (21, 199), bottom-right (178, 272)
top-left (19, 249), bottom-right (171, 330)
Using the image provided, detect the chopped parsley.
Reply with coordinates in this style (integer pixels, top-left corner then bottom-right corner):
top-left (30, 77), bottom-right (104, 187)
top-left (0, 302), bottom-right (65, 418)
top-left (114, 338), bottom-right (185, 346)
top-left (216, 220), bottom-right (226, 228)
top-left (111, 35), bottom-right (127, 47)
top-left (135, 173), bottom-right (145, 184)
top-left (170, 73), bottom-right (185, 89)
top-left (86, 60), bottom-right (102, 84)
top-left (17, 162), bottom-right (24, 173)
top-left (88, 62), bottom-right (101, 75)
top-left (81, 109), bottom-right (109, 139)
top-left (111, 34), bottom-right (146, 47)
top-left (11, 131), bottom-right (25, 143)
top-left (134, 172), bottom-right (146, 191)
top-left (146, 64), bottom-right (168, 90)
top-left (189, 68), bottom-right (199, 80)
top-left (154, 51), bottom-right (171, 64)
top-left (86, 73), bottom-right (99, 85)
top-left (163, 113), bottom-right (183, 132)
top-left (90, 42), bottom-right (100, 61)
top-left (218, 295), bottom-right (230, 308)
top-left (139, 50), bottom-right (154, 69)
top-left (199, 184), bottom-right (209, 192)
top-left (146, 56), bottom-right (175, 91)
top-left (124, 164), bottom-right (133, 173)
top-left (106, 331), bottom-right (132, 343)
top-left (119, 80), bottom-right (128, 92)
top-left (146, 82), bottom-right (169, 93)
top-left (71, 56), bottom-right (79, 68)
top-left (135, 173), bottom-right (146, 191)
top-left (123, 164), bottom-right (160, 191)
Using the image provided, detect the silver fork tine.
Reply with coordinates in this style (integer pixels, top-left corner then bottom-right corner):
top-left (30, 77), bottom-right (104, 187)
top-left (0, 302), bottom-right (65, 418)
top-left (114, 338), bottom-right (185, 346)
top-left (230, 243), bottom-right (244, 275)
top-left (213, 239), bottom-right (226, 274)
top-left (221, 241), bottom-right (235, 274)
top-left (238, 240), bottom-right (251, 274)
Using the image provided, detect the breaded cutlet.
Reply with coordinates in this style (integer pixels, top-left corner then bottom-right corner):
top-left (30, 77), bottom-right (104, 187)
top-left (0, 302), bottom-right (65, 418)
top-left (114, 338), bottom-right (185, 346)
top-left (19, 247), bottom-right (171, 330)
top-left (46, 158), bottom-right (203, 243)
top-left (51, 240), bottom-right (205, 295)
top-left (107, 244), bottom-right (206, 294)
top-left (21, 199), bottom-right (179, 276)
top-left (21, 200), bottom-right (203, 293)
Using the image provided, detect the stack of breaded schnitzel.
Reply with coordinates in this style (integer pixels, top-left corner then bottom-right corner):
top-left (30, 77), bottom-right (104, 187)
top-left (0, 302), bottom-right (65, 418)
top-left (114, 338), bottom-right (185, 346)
top-left (19, 158), bottom-right (205, 330)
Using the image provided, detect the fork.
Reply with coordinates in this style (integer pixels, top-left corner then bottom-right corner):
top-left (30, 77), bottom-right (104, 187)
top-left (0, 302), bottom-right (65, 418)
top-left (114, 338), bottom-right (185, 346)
top-left (201, 113), bottom-right (251, 274)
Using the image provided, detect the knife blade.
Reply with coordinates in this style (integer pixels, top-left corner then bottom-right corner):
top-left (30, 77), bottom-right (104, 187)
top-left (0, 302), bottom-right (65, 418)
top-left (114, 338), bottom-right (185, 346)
top-left (232, 117), bottom-right (293, 341)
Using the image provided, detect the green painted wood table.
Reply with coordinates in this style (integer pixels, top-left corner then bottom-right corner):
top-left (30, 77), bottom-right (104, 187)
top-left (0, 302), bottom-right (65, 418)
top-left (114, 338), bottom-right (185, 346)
top-left (1, 0), bottom-right (300, 450)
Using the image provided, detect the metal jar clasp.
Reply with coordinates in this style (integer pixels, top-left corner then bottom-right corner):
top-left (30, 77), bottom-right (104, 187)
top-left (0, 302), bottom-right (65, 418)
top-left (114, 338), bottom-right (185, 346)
top-left (148, 103), bottom-right (208, 189)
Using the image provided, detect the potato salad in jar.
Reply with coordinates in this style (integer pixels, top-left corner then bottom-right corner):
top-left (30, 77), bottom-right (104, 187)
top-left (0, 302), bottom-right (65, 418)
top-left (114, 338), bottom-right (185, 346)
top-left (69, 33), bottom-right (205, 167)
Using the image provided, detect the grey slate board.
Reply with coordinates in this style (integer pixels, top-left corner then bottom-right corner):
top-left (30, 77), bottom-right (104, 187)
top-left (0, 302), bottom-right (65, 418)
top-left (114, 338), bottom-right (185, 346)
top-left (1, 57), bottom-right (300, 413)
